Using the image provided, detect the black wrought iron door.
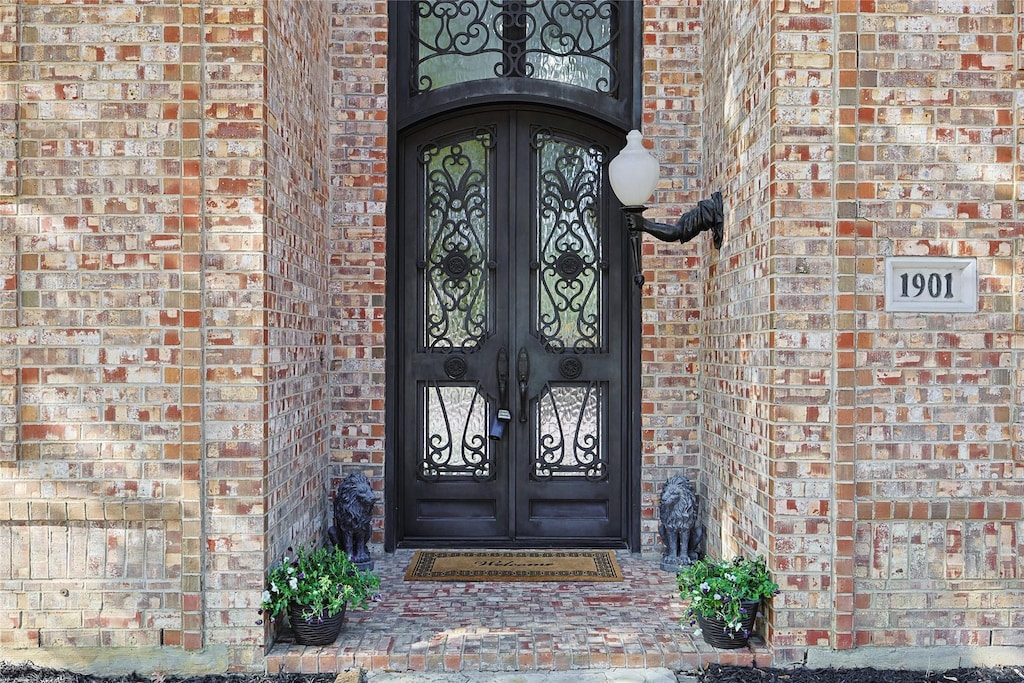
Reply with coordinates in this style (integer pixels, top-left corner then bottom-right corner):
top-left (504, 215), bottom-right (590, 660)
top-left (396, 108), bottom-right (629, 546)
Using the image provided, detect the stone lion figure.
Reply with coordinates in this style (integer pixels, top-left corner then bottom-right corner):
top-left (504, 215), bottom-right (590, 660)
top-left (328, 472), bottom-right (376, 571)
top-left (658, 475), bottom-right (703, 572)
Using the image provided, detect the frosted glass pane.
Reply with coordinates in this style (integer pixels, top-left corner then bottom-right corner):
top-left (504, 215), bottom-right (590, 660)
top-left (421, 383), bottom-right (492, 480)
top-left (533, 383), bottom-right (605, 480)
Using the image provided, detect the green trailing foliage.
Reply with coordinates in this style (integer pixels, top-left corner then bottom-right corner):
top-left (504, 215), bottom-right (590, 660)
top-left (259, 543), bottom-right (381, 623)
top-left (677, 555), bottom-right (779, 637)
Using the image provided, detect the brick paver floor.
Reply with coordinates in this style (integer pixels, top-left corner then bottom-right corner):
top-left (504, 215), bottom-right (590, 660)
top-left (265, 550), bottom-right (770, 674)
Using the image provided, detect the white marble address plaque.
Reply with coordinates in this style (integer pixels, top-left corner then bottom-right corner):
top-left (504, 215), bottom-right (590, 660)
top-left (884, 257), bottom-right (978, 313)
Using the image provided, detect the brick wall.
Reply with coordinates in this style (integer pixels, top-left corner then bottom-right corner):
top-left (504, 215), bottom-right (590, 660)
top-left (636, 0), bottom-right (708, 551)
top-left (0, 0), bottom-right (17, 458)
top-left (199, 0), bottom-right (334, 668)
top-left (1, 0), bottom-right (1021, 668)
top-left (327, 1), bottom-right (388, 539)
top-left (200, 0), bottom-right (272, 662)
top-left (200, 0), bottom-right (334, 667)
top-left (263, 0), bottom-right (332, 571)
top-left (846, 3), bottom-right (1023, 651)
top-left (696, 0), bottom-right (1024, 659)
top-left (0, 0), bottom-right (334, 668)
top-left (763, 1), bottom-right (841, 653)
top-left (0, 0), bottom-right (191, 650)
top-left (694, 0), bottom-right (776, 566)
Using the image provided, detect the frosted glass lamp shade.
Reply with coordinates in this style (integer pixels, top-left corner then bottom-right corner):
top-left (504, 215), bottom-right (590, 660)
top-left (608, 130), bottom-right (660, 207)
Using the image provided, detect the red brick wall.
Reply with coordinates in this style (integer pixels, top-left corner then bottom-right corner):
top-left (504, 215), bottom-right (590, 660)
top-left (636, 0), bottom-right (708, 551)
top-left (0, 0), bottom-right (334, 668)
top-left (845, 4), bottom-right (1023, 651)
top-left (694, 0), bottom-right (776, 566)
top-left (263, 0), bottom-right (332, 595)
top-left (0, 0), bottom-right (194, 650)
top-left (200, 0), bottom-right (273, 662)
top-left (327, 1), bottom-right (388, 531)
top-left (762, 1), bottom-right (841, 654)
top-left (0, 0), bottom-right (18, 457)
top-left (696, 0), bottom-right (1024, 659)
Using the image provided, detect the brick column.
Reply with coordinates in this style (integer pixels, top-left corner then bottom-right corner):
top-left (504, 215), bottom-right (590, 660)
top-left (0, 0), bottom-right (17, 463)
top-left (850, 3), bottom-right (1023, 649)
top-left (179, 0), bottom-right (205, 653)
top-left (832, 3), bottom-right (860, 653)
top-left (200, 1), bottom-right (267, 663)
top-left (638, 0), bottom-right (706, 553)
top-left (328, 1), bottom-right (389, 540)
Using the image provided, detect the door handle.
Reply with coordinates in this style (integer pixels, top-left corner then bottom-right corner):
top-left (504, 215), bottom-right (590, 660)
top-left (490, 347), bottom-right (511, 440)
top-left (516, 347), bottom-right (529, 423)
top-left (496, 346), bottom-right (510, 417)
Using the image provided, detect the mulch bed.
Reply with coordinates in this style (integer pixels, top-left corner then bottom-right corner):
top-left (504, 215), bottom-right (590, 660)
top-left (699, 665), bottom-right (1024, 683)
top-left (0, 663), bottom-right (337, 683)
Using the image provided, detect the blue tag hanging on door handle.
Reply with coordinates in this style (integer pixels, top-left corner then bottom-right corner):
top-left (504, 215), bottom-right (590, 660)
top-left (489, 347), bottom-right (511, 440)
top-left (489, 409), bottom-right (511, 440)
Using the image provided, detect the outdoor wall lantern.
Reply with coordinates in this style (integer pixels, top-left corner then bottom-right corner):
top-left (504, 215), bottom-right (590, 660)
top-left (608, 130), bottom-right (724, 287)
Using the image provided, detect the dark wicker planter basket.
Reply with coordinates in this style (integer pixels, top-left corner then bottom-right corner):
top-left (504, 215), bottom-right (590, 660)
top-left (696, 600), bottom-right (759, 649)
top-left (287, 602), bottom-right (346, 646)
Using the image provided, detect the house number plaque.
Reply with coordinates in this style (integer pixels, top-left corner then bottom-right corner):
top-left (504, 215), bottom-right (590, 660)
top-left (884, 257), bottom-right (977, 313)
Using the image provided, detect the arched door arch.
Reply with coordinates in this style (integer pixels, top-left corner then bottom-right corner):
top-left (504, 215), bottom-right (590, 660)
top-left (386, 1), bottom-right (642, 549)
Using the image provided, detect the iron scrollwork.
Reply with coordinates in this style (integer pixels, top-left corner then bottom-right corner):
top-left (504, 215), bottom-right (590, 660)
top-left (420, 128), bottom-right (496, 350)
top-left (532, 381), bottom-right (606, 481)
top-left (410, 0), bottom-right (620, 96)
top-left (534, 128), bottom-right (604, 353)
top-left (444, 356), bottom-right (468, 379)
top-left (420, 381), bottom-right (494, 481)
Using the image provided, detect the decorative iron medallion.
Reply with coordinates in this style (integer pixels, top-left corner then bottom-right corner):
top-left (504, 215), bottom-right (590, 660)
top-left (444, 356), bottom-right (468, 379)
top-left (559, 357), bottom-right (583, 379)
top-left (554, 252), bottom-right (585, 280)
top-left (442, 248), bottom-right (472, 279)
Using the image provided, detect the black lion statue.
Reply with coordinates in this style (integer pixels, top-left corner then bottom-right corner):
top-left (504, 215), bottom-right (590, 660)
top-left (328, 472), bottom-right (376, 571)
top-left (658, 475), bottom-right (703, 572)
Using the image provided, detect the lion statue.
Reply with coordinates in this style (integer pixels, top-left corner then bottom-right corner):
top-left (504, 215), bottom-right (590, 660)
top-left (328, 472), bottom-right (376, 571)
top-left (658, 475), bottom-right (703, 572)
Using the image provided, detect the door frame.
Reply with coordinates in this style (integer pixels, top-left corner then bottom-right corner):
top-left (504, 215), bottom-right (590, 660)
top-left (388, 108), bottom-right (638, 549)
top-left (383, 109), bottom-right (643, 552)
top-left (383, 0), bottom-right (644, 552)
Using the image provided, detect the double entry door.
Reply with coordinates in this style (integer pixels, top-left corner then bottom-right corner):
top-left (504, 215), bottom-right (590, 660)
top-left (395, 108), bottom-right (632, 546)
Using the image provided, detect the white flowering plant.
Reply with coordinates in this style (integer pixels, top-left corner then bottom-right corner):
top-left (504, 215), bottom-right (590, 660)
top-left (677, 555), bottom-right (778, 638)
top-left (258, 544), bottom-right (381, 623)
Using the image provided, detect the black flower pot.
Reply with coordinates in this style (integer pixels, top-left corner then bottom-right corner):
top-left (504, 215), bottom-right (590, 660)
top-left (696, 600), bottom-right (758, 649)
top-left (288, 602), bottom-right (345, 646)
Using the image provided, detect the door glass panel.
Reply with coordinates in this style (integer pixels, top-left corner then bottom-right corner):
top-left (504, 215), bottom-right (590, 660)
top-left (412, 0), bottom-right (619, 95)
top-left (413, 0), bottom-right (502, 91)
top-left (532, 382), bottom-right (606, 481)
top-left (527, 2), bottom-right (615, 92)
top-left (420, 382), bottom-right (493, 480)
top-left (534, 129), bottom-right (604, 352)
top-left (421, 130), bottom-right (494, 350)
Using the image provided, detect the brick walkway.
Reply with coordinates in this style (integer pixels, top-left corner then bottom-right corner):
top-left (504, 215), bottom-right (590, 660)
top-left (265, 550), bottom-right (770, 674)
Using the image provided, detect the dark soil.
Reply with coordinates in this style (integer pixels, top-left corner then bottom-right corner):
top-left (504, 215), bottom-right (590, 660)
top-left (0, 663), bottom-right (336, 683)
top-left (698, 665), bottom-right (1024, 683)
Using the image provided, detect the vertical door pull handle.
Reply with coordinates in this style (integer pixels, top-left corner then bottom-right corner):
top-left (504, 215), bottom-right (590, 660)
top-left (490, 347), bottom-right (512, 440)
top-left (516, 347), bottom-right (529, 423)
top-left (496, 347), bottom-right (511, 422)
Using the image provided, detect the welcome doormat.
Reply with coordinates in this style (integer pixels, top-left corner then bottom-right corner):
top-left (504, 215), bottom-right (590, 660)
top-left (403, 549), bottom-right (623, 582)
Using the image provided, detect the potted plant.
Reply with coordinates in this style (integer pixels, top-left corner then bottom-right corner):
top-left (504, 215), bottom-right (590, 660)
top-left (258, 543), bottom-right (381, 646)
top-left (677, 554), bottom-right (778, 649)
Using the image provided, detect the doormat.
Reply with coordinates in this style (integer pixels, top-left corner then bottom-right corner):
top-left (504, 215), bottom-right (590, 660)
top-left (403, 549), bottom-right (623, 582)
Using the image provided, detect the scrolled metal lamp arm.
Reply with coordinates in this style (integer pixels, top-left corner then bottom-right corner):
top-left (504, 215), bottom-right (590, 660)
top-left (623, 192), bottom-right (724, 287)
top-left (608, 130), bottom-right (725, 287)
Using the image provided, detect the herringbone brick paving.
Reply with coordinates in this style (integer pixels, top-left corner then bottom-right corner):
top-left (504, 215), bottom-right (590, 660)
top-left (265, 551), bottom-right (769, 674)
